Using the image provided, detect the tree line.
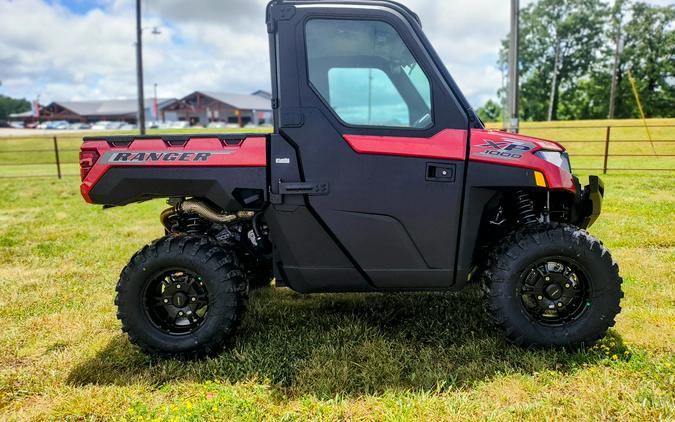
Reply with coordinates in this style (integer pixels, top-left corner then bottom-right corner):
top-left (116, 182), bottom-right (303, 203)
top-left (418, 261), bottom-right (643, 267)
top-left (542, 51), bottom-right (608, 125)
top-left (477, 0), bottom-right (674, 123)
top-left (0, 95), bottom-right (31, 121)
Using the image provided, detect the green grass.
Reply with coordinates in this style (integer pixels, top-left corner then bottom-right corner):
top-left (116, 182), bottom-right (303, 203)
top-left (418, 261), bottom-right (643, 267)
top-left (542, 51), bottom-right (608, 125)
top-left (0, 123), bottom-right (674, 420)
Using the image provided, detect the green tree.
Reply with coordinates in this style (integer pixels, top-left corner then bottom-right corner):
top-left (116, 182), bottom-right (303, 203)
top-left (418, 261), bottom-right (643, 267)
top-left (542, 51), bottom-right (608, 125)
top-left (0, 94), bottom-right (31, 121)
top-left (500, 0), bottom-right (674, 121)
top-left (476, 99), bottom-right (503, 123)
top-left (613, 2), bottom-right (675, 118)
top-left (512, 0), bottom-right (608, 121)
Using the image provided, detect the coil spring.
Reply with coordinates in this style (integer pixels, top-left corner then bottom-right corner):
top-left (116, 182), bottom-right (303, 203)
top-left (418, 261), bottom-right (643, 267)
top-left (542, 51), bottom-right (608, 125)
top-left (185, 215), bottom-right (203, 234)
top-left (515, 190), bottom-right (537, 225)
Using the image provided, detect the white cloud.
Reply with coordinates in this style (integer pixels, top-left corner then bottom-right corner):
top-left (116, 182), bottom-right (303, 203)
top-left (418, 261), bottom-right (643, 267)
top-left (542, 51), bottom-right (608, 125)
top-left (0, 0), bottom-right (669, 108)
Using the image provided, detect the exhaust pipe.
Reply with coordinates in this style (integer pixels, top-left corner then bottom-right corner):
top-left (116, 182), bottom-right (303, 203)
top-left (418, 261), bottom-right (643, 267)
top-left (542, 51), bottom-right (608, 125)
top-left (160, 199), bottom-right (254, 230)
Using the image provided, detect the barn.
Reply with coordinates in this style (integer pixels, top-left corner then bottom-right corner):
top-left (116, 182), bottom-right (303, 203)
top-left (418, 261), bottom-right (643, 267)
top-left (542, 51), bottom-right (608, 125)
top-left (161, 91), bottom-right (273, 126)
top-left (11, 98), bottom-right (176, 123)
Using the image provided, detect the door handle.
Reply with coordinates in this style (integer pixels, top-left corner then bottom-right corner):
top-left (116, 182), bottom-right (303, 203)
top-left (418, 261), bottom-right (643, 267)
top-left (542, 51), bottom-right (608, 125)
top-left (426, 163), bottom-right (456, 182)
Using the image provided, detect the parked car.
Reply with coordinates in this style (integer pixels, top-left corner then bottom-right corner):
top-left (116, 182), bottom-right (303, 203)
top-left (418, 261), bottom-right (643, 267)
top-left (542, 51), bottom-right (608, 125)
top-left (207, 121), bottom-right (227, 129)
top-left (118, 123), bottom-right (137, 130)
top-left (9, 121), bottom-right (24, 129)
top-left (0, 120), bottom-right (11, 128)
top-left (70, 122), bottom-right (91, 130)
top-left (169, 121), bottom-right (190, 129)
top-left (36, 122), bottom-right (49, 129)
top-left (91, 121), bottom-right (113, 131)
top-left (47, 120), bottom-right (70, 130)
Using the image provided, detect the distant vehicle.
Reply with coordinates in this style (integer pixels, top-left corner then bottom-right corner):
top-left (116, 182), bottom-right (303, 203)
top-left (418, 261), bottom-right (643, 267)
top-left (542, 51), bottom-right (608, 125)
top-left (107, 121), bottom-right (126, 130)
top-left (25, 122), bottom-right (39, 129)
top-left (169, 121), bottom-right (190, 129)
top-left (9, 121), bottom-right (24, 129)
top-left (119, 123), bottom-right (137, 130)
top-left (0, 120), bottom-right (10, 128)
top-left (207, 121), bottom-right (226, 129)
top-left (148, 121), bottom-right (161, 129)
top-left (91, 121), bottom-right (113, 131)
top-left (47, 120), bottom-right (70, 130)
top-left (69, 122), bottom-right (91, 130)
top-left (36, 122), bottom-right (49, 129)
top-left (225, 123), bottom-right (240, 128)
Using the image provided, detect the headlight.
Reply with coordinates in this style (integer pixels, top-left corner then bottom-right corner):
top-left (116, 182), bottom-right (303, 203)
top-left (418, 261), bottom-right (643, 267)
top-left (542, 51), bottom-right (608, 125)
top-left (535, 150), bottom-right (571, 173)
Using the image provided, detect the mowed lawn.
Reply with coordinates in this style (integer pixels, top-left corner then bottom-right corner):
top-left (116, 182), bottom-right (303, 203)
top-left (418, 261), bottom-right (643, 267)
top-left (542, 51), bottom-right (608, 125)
top-left (0, 123), bottom-right (673, 420)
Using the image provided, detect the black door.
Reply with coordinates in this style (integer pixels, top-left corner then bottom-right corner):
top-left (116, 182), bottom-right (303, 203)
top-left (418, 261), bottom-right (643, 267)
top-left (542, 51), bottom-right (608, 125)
top-left (267, 2), bottom-right (470, 291)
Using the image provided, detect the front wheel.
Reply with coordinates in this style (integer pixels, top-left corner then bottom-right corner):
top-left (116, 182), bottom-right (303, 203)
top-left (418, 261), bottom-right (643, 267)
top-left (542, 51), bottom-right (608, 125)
top-left (482, 224), bottom-right (623, 348)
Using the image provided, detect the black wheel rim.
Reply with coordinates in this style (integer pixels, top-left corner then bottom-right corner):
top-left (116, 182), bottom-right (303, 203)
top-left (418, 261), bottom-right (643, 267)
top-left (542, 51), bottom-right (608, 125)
top-left (143, 269), bottom-right (209, 335)
top-left (519, 258), bottom-right (590, 326)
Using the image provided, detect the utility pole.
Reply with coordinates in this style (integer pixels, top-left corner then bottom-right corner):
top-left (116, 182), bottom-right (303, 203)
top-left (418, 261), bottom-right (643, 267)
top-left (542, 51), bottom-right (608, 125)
top-left (608, 29), bottom-right (623, 119)
top-left (608, 0), bottom-right (626, 120)
top-left (547, 41), bottom-right (561, 121)
top-left (135, 0), bottom-right (146, 135)
top-left (507, 0), bottom-right (520, 133)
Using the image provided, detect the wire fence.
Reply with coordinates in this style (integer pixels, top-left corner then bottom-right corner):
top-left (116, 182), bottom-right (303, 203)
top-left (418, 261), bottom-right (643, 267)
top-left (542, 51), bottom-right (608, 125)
top-left (0, 124), bottom-right (673, 179)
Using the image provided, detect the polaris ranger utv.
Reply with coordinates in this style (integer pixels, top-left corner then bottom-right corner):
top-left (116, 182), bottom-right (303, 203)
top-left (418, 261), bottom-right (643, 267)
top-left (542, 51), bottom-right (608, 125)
top-left (79, 0), bottom-right (622, 358)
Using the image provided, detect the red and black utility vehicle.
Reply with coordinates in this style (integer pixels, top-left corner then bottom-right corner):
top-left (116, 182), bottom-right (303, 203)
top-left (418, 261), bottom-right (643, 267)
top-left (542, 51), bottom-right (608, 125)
top-left (80, 0), bottom-right (622, 358)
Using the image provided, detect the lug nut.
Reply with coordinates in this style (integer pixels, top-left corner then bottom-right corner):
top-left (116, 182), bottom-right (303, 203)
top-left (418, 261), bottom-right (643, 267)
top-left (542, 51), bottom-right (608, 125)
top-left (176, 284), bottom-right (181, 289)
top-left (545, 277), bottom-right (550, 281)
top-left (191, 297), bottom-right (196, 302)
top-left (565, 283), bottom-right (570, 288)
top-left (557, 302), bottom-right (563, 308)
top-left (537, 295), bottom-right (543, 300)
top-left (163, 298), bottom-right (169, 304)
top-left (178, 311), bottom-right (184, 316)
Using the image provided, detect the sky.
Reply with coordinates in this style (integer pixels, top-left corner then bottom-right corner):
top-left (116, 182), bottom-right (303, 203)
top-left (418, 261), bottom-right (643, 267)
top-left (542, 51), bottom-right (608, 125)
top-left (0, 0), bottom-right (672, 108)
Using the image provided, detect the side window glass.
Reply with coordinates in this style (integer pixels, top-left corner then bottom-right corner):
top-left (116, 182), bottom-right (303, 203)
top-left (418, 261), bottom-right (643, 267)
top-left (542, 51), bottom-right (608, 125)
top-left (328, 68), bottom-right (409, 127)
top-left (306, 19), bottom-right (433, 129)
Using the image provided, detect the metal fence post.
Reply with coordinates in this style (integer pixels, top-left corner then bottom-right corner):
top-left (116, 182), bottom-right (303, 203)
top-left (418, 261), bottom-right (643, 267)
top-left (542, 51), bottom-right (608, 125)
top-left (53, 136), bottom-right (62, 179)
top-left (603, 126), bottom-right (611, 174)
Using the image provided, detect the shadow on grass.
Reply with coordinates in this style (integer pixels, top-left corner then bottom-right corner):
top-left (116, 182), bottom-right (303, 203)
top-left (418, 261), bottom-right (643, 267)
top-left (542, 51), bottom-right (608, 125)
top-left (66, 286), bottom-right (626, 397)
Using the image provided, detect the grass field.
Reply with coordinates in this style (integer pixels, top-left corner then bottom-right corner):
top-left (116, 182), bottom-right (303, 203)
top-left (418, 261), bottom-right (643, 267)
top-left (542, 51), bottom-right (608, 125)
top-left (0, 121), bottom-right (674, 420)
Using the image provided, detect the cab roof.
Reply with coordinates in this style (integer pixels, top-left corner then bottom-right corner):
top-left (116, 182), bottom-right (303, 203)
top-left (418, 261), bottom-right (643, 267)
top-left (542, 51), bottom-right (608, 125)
top-left (269, 0), bottom-right (422, 27)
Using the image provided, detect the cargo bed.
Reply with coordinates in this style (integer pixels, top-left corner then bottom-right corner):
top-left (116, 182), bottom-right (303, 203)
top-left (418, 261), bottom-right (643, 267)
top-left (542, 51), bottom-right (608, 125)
top-left (79, 133), bottom-right (269, 209)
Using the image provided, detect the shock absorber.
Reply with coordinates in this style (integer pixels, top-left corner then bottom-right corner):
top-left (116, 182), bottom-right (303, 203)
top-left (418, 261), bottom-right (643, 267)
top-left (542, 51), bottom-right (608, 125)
top-left (185, 215), bottom-right (203, 234)
top-left (515, 190), bottom-right (538, 225)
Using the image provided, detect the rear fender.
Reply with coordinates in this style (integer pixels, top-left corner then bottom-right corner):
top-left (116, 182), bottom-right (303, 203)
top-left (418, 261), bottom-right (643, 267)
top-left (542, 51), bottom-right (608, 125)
top-left (80, 135), bottom-right (268, 210)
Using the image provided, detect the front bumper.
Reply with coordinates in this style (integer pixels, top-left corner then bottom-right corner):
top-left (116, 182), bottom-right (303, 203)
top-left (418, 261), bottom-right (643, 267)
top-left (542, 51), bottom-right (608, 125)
top-left (573, 175), bottom-right (604, 229)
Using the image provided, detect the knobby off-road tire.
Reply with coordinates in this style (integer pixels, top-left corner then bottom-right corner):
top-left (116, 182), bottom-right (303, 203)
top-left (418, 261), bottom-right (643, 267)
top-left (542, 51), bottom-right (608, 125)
top-left (115, 235), bottom-right (248, 359)
top-left (482, 224), bottom-right (623, 349)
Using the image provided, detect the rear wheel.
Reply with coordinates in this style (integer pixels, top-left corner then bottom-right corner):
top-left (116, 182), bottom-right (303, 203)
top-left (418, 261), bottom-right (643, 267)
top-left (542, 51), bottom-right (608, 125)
top-left (482, 224), bottom-right (623, 348)
top-left (115, 235), bottom-right (247, 358)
